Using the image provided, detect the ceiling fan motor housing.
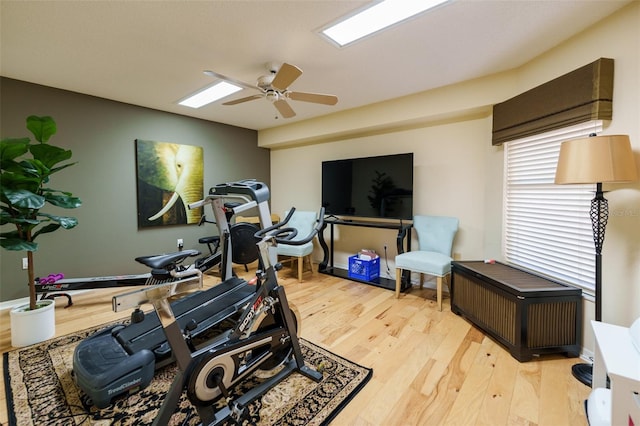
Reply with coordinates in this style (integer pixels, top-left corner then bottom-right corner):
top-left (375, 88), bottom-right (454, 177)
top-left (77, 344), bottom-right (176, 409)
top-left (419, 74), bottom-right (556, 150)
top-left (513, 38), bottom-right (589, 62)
top-left (257, 74), bottom-right (275, 89)
top-left (265, 90), bottom-right (279, 102)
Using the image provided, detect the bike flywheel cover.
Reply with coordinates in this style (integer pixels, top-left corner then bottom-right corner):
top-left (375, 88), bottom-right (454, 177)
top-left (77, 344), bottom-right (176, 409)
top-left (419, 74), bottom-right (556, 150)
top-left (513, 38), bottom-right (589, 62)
top-left (186, 353), bottom-right (234, 404)
top-left (230, 223), bottom-right (260, 265)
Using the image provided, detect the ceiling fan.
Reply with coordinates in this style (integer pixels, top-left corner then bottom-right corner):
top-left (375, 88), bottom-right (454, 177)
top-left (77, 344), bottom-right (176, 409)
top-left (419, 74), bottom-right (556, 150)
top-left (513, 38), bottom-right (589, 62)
top-left (204, 62), bottom-right (338, 118)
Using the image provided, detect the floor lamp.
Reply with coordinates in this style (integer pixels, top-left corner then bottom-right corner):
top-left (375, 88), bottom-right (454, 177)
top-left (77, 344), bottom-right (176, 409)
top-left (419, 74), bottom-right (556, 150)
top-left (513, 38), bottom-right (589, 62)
top-left (554, 134), bottom-right (638, 387)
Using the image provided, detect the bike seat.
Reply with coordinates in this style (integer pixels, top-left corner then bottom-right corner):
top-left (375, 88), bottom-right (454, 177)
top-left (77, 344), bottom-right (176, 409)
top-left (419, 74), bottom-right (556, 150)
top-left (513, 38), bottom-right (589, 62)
top-left (135, 249), bottom-right (200, 270)
top-left (198, 236), bottom-right (220, 245)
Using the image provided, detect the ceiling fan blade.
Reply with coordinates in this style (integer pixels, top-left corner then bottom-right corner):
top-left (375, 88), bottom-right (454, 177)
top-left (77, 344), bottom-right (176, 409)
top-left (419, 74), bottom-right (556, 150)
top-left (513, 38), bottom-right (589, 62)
top-left (273, 99), bottom-right (296, 118)
top-left (288, 91), bottom-right (338, 106)
top-left (271, 63), bottom-right (302, 91)
top-left (203, 70), bottom-right (257, 91)
top-left (222, 94), bottom-right (263, 105)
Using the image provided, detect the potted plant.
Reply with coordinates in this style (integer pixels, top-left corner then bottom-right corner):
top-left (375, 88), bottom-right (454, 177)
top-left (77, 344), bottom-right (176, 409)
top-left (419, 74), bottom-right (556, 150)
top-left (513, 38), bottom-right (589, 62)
top-left (1, 115), bottom-right (82, 347)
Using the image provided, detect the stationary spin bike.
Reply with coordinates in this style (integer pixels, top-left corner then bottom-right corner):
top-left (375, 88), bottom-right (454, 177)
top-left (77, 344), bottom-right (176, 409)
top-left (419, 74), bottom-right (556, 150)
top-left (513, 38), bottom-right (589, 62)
top-left (110, 207), bottom-right (325, 425)
top-left (72, 180), bottom-right (273, 407)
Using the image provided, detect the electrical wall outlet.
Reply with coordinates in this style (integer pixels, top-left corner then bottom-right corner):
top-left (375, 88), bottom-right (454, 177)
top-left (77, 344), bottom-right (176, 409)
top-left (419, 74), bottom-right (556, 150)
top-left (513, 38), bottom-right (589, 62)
top-left (177, 238), bottom-right (184, 248)
top-left (22, 258), bottom-right (28, 270)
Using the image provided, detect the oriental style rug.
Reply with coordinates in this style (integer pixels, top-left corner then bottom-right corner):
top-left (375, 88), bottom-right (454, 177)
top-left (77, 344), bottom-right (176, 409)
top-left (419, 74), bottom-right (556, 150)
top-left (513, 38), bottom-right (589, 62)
top-left (3, 322), bottom-right (371, 425)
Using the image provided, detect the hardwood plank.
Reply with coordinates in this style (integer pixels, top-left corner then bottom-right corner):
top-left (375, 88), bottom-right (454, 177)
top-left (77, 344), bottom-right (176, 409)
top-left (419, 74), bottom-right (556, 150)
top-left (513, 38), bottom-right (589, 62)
top-left (428, 329), bottom-right (488, 425)
top-left (476, 345), bottom-right (520, 425)
top-left (0, 273), bottom-right (591, 426)
top-left (539, 357), bottom-right (588, 426)
top-left (510, 358), bottom-right (542, 424)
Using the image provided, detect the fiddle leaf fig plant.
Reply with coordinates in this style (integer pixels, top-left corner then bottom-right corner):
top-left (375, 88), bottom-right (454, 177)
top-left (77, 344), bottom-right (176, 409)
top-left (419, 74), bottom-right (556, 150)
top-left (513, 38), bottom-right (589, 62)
top-left (1, 116), bottom-right (82, 310)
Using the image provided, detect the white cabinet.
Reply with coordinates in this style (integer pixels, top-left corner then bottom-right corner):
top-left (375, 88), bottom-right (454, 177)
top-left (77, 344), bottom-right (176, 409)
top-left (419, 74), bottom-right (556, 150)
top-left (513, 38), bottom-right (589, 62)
top-left (588, 320), bottom-right (640, 426)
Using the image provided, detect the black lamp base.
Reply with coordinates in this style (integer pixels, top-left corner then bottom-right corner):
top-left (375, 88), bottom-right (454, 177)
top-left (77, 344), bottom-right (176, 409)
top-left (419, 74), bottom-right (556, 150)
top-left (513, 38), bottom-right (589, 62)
top-left (571, 363), bottom-right (593, 387)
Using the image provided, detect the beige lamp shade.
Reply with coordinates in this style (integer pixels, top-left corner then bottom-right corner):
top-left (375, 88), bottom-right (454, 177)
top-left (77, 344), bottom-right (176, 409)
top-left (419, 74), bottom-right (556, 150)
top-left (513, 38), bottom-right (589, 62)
top-left (555, 135), bottom-right (638, 184)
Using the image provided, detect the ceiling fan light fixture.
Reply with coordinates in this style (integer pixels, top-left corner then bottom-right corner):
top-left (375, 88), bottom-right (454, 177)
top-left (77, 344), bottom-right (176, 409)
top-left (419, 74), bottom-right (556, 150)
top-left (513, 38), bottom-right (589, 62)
top-left (322, 0), bottom-right (450, 47)
top-left (179, 81), bottom-right (243, 108)
top-left (265, 90), bottom-right (279, 103)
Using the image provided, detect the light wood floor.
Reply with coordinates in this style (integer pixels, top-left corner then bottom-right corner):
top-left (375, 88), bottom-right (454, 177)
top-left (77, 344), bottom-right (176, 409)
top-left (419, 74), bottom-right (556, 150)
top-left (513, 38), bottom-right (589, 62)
top-left (0, 267), bottom-right (592, 425)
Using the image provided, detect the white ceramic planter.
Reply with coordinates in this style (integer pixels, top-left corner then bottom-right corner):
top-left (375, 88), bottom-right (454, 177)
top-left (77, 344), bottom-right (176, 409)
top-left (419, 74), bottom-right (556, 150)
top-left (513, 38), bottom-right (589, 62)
top-left (10, 299), bottom-right (56, 347)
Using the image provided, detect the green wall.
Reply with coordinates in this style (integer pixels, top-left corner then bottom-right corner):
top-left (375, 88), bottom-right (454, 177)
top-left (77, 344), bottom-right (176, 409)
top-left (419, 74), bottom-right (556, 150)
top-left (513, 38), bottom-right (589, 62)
top-left (0, 77), bottom-right (269, 302)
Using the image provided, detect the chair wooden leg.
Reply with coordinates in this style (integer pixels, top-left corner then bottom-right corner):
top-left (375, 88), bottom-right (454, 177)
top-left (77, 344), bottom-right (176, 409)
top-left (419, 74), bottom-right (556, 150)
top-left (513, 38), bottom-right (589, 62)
top-left (297, 256), bottom-right (303, 283)
top-left (306, 255), bottom-right (313, 276)
top-left (395, 268), bottom-right (402, 298)
top-left (419, 273), bottom-right (424, 289)
top-left (436, 276), bottom-right (443, 311)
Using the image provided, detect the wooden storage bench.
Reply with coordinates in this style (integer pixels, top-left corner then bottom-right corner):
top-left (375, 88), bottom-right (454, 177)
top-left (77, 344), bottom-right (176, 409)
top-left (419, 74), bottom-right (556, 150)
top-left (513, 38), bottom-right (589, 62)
top-left (450, 261), bottom-right (582, 362)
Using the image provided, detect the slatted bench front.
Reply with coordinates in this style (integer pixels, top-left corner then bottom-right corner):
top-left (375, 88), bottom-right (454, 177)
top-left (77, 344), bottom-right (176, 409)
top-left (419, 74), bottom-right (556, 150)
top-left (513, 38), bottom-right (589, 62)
top-left (450, 261), bottom-right (582, 362)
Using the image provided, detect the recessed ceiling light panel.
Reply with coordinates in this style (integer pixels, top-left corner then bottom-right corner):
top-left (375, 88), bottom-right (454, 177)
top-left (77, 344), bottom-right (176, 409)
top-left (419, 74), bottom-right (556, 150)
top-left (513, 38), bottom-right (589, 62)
top-left (321, 0), bottom-right (450, 47)
top-left (179, 81), bottom-right (242, 108)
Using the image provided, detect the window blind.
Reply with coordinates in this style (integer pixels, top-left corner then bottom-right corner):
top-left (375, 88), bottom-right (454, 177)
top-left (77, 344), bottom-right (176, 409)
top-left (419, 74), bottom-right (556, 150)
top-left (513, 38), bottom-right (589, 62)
top-left (503, 121), bottom-right (603, 294)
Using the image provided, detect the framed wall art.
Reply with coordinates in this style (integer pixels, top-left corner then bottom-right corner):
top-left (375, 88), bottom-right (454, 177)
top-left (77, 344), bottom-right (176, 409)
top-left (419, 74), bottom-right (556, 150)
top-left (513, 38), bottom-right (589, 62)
top-left (135, 139), bottom-right (203, 228)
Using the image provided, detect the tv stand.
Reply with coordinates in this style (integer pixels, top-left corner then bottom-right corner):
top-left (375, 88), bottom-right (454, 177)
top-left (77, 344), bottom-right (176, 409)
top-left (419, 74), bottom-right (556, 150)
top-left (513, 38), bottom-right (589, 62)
top-left (318, 218), bottom-right (413, 291)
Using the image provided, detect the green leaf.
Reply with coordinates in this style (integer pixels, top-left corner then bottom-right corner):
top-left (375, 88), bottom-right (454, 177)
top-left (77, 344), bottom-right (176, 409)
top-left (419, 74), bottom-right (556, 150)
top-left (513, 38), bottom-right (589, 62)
top-left (0, 211), bottom-right (39, 226)
top-left (1, 159), bottom-right (26, 175)
top-left (49, 162), bottom-right (77, 175)
top-left (32, 222), bottom-right (61, 239)
top-left (3, 188), bottom-right (45, 209)
top-left (1, 229), bottom-right (23, 239)
top-left (43, 192), bottom-right (82, 209)
top-left (0, 237), bottom-right (37, 251)
top-left (16, 159), bottom-right (46, 180)
top-left (0, 138), bottom-right (30, 162)
top-left (0, 172), bottom-right (41, 194)
top-left (38, 213), bottom-right (78, 229)
top-left (26, 116), bottom-right (57, 143)
top-left (30, 143), bottom-right (72, 169)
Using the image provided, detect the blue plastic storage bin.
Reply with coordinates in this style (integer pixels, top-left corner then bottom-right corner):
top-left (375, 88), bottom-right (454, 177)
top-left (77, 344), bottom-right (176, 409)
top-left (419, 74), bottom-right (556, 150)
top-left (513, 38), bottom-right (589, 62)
top-left (348, 255), bottom-right (380, 281)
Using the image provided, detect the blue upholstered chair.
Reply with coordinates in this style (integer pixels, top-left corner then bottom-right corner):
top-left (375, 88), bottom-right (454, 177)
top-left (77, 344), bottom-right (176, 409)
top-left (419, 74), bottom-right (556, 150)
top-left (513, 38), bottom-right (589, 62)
top-left (276, 210), bottom-right (318, 282)
top-left (395, 215), bottom-right (459, 311)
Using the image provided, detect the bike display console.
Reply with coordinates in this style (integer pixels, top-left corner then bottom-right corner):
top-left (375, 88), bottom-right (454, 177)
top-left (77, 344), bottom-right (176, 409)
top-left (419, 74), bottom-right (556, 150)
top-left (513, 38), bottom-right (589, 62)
top-left (318, 218), bottom-right (412, 291)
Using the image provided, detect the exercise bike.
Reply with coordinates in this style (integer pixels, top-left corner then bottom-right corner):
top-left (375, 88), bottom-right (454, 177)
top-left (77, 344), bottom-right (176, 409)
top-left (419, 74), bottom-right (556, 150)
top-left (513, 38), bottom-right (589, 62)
top-left (71, 180), bottom-right (275, 406)
top-left (119, 208), bottom-right (324, 424)
top-left (76, 207), bottom-right (324, 424)
top-left (189, 179), bottom-right (275, 279)
top-left (193, 206), bottom-right (263, 276)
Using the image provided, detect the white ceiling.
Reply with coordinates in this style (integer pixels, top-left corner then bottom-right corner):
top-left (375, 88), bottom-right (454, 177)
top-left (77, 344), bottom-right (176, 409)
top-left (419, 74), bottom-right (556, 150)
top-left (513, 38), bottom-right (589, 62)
top-left (0, 0), bottom-right (630, 131)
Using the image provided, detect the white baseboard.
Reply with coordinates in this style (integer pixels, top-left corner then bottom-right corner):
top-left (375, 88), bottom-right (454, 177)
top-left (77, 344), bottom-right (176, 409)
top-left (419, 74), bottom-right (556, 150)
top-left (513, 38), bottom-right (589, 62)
top-left (579, 347), bottom-right (594, 363)
top-left (0, 296), bottom-right (31, 312)
top-left (0, 290), bottom-right (91, 312)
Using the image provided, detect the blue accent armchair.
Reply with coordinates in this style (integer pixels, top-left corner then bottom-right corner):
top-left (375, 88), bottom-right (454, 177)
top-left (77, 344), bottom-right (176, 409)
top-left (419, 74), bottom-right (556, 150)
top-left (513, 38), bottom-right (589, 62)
top-left (394, 215), bottom-right (459, 311)
top-left (276, 210), bottom-right (318, 282)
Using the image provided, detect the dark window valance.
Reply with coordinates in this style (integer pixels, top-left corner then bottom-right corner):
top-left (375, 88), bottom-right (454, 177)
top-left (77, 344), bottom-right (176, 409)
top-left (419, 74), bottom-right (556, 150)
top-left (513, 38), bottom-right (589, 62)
top-left (492, 58), bottom-right (614, 145)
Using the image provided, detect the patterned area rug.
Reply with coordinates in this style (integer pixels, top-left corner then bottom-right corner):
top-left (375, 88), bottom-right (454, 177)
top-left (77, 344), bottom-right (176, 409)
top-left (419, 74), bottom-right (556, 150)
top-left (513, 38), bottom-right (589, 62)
top-left (3, 322), bottom-right (372, 425)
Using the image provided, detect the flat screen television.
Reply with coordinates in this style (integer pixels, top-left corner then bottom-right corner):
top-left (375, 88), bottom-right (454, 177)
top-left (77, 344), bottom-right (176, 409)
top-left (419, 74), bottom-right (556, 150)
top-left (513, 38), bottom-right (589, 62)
top-left (321, 153), bottom-right (413, 220)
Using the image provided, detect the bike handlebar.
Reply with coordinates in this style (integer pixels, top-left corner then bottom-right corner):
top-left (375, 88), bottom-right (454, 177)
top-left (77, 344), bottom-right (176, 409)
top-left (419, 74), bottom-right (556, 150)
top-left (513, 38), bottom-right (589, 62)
top-left (254, 207), bottom-right (325, 246)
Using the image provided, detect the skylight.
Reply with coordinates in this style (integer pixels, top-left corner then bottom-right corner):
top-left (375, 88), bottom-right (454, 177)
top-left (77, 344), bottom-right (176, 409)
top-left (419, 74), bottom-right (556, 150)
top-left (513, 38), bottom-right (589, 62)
top-left (322, 0), bottom-right (450, 47)
top-left (179, 81), bottom-right (242, 108)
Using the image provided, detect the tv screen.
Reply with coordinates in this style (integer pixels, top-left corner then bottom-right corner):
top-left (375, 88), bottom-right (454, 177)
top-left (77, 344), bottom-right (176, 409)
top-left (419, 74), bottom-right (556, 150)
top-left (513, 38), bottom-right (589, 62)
top-left (322, 153), bottom-right (413, 220)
